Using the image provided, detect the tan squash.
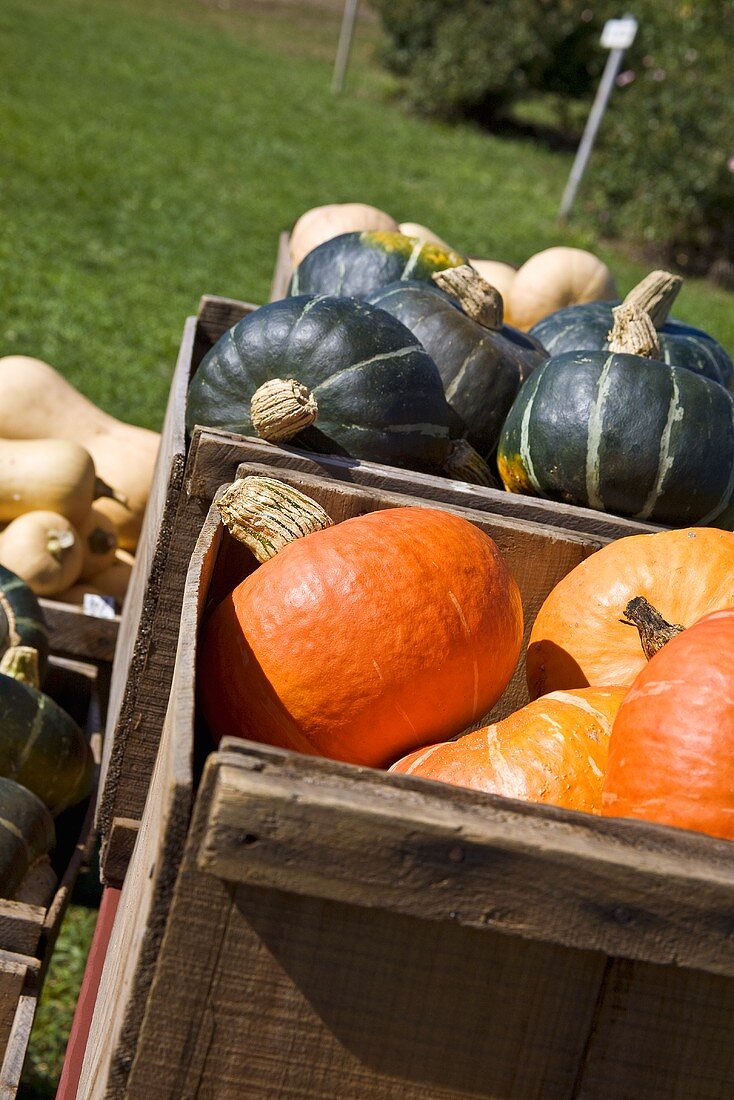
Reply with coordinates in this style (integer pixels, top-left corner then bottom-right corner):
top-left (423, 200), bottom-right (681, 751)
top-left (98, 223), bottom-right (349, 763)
top-left (77, 506), bottom-right (119, 580)
top-left (506, 246), bottom-right (617, 330)
top-left (290, 203), bottom-right (399, 267)
top-left (92, 550), bottom-right (133, 605)
top-left (57, 582), bottom-right (104, 606)
top-left (0, 438), bottom-right (99, 526)
top-left (467, 258), bottom-right (518, 307)
top-left (0, 357), bottom-right (160, 551)
top-left (398, 222), bottom-right (455, 252)
top-left (0, 511), bottom-right (83, 596)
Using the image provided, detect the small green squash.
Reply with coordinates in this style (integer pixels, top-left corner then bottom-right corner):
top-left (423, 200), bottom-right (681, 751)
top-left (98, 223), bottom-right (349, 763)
top-left (288, 231), bottom-right (464, 300)
top-left (368, 279), bottom-right (547, 460)
top-left (530, 271), bottom-right (733, 390)
top-left (186, 295), bottom-right (452, 474)
top-left (0, 565), bottom-right (50, 683)
top-left (0, 673), bottom-right (94, 815)
top-left (0, 776), bottom-right (55, 898)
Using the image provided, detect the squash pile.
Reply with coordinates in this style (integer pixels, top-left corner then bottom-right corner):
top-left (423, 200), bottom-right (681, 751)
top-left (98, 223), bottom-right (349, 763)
top-left (0, 566), bottom-right (94, 900)
top-left (0, 356), bottom-right (160, 610)
top-left (198, 476), bottom-right (734, 844)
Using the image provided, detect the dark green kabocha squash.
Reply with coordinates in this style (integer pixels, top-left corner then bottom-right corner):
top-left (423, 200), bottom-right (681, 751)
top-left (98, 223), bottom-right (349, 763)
top-left (368, 273), bottom-right (547, 461)
top-left (0, 673), bottom-right (94, 815)
top-left (0, 777), bottom-right (54, 898)
top-left (531, 270), bottom-right (733, 390)
top-left (0, 566), bottom-right (49, 684)
top-left (186, 295), bottom-right (452, 474)
top-left (498, 306), bottom-right (734, 526)
top-left (288, 231), bottom-right (464, 300)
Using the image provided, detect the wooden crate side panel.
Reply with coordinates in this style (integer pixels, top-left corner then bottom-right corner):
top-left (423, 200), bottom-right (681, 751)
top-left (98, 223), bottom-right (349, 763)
top-left (97, 314), bottom-right (194, 839)
top-left (79, 520), bottom-right (222, 1100)
top-left (269, 230), bottom-right (292, 302)
top-left (0, 950), bottom-right (38, 1097)
top-left (38, 600), bottom-right (119, 665)
top-left (187, 430), bottom-right (658, 543)
top-left (574, 959), bottom-right (734, 1099)
top-left (127, 757), bottom-right (608, 1100)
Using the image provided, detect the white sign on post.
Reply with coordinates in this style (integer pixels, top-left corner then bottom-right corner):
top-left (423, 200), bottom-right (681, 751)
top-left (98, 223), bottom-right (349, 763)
top-left (600, 16), bottom-right (638, 51)
top-left (559, 14), bottom-right (638, 220)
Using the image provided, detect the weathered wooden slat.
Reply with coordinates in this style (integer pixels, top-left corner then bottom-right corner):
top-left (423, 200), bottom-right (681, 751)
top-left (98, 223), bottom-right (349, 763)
top-left (200, 743), bottom-right (734, 977)
top-left (38, 599), bottom-right (119, 664)
top-left (0, 950), bottom-right (39, 1094)
top-left (0, 903), bottom-right (45, 961)
top-left (102, 819), bottom-right (140, 890)
top-left (269, 230), bottom-right (292, 302)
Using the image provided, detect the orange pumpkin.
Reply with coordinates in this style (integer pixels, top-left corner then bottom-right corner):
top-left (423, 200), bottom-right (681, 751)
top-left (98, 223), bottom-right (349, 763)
top-left (602, 608), bottom-right (734, 839)
top-left (527, 528), bottom-right (734, 697)
top-left (199, 504), bottom-right (523, 767)
top-left (391, 687), bottom-right (626, 813)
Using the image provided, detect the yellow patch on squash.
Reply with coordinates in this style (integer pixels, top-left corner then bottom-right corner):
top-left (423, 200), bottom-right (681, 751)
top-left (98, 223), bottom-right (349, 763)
top-left (497, 451), bottom-right (534, 495)
top-left (361, 231), bottom-right (463, 271)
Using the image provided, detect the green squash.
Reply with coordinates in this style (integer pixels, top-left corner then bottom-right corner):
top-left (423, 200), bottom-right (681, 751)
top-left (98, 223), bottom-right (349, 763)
top-left (0, 566), bottom-right (49, 683)
top-left (531, 302), bottom-right (733, 390)
top-left (0, 776), bottom-right (55, 898)
top-left (498, 350), bottom-right (734, 526)
top-left (186, 295), bottom-right (452, 474)
top-left (288, 231), bottom-right (464, 300)
top-left (368, 280), bottom-right (547, 460)
top-left (0, 673), bottom-right (94, 815)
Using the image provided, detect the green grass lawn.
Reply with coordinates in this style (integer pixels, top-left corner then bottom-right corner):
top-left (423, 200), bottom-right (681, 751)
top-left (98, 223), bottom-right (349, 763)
top-left (4, 1), bottom-right (733, 1094)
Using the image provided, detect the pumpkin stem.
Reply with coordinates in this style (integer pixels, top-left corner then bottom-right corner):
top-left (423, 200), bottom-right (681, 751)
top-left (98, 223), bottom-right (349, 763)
top-left (443, 440), bottom-right (499, 488)
top-left (0, 645), bottom-right (40, 689)
top-left (250, 378), bottom-right (318, 443)
top-left (432, 264), bottom-right (504, 330)
top-left (94, 477), bottom-right (129, 508)
top-left (216, 476), bottom-right (333, 563)
top-left (620, 596), bottom-right (684, 660)
top-left (623, 270), bottom-right (683, 329)
top-left (607, 303), bottom-right (661, 359)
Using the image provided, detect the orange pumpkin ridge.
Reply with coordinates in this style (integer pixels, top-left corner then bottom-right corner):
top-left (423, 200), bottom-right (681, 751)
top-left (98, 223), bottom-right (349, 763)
top-left (602, 608), bottom-right (734, 840)
top-left (198, 506), bottom-right (523, 768)
top-left (390, 686), bottom-right (627, 814)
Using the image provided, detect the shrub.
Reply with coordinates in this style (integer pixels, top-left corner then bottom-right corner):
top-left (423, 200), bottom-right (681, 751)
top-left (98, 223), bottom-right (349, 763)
top-left (372, 0), bottom-right (607, 123)
top-left (590, 1), bottom-right (734, 274)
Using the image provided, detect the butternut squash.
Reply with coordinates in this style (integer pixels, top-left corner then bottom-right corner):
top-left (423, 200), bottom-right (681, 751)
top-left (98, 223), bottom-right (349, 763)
top-left (77, 506), bottom-right (118, 580)
top-left (92, 550), bottom-right (133, 606)
top-left (0, 438), bottom-right (99, 526)
top-left (0, 511), bottom-right (83, 596)
top-left (0, 357), bottom-right (160, 550)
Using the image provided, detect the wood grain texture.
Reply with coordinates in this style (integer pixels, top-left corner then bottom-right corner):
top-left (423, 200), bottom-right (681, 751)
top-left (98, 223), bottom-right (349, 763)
top-left (38, 599), bottom-right (119, 664)
top-left (200, 743), bottom-right (734, 976)
top-left (269, 230), bottom-right (292, 302)
top-left (0, 950), bottom-right (39, 1097)
top-left (103, 819), bottom-right (140, 890)
top-left (78, 515), bottom-right (221, 1100)
top-left (0, 903), bottom-right (45, 960)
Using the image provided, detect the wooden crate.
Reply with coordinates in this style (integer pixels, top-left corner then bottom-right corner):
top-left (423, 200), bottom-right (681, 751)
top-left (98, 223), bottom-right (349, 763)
top-left (96, 292), bottom-right (658, 885)
top-left (77, 470), bottom-right (734, 1100)
top-left (0, 652), bottom-right (107, 1097)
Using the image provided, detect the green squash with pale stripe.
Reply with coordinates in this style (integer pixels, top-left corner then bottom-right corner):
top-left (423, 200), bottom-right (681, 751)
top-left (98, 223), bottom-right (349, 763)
top-left (186, 295), bottom-right (452, 474)
top-left (0, 673), bottom-right (94, 815)
top-left (497, 350), bottom-right (734, 525)
top-left (288, 231), bottom-right (464, 300)
top-left (0, 776), bottom-right (54, 898)
top-left (530, 302), bottom-right (733, 390)
top-left (0, 566), bottom-right (49, 683)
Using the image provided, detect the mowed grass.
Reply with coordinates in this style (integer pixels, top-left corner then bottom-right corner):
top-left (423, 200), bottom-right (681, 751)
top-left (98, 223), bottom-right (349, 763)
top-left (4, 1), bottom-right (734, 1094)
top-left (2, 0), bottom-right (732, 437)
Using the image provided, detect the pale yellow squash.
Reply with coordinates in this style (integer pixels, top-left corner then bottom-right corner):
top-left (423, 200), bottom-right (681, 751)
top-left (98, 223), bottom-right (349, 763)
top-left (0, 438), bottom-right (98, 526)
top-left (77, 506), bottom-right (119, 580)
top-left (0, 511), bottom-right (83, 596)
top-left (290, 203), bottom-right (399, 267)
top-left (0, 357), bottom-right (160, 550)
top-left (506, 246), bottom-right (617, 330)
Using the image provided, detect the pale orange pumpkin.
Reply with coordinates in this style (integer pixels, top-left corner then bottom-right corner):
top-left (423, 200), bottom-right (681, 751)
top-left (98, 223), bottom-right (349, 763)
top-left (391, 686), bottom-right (626, 813)
top-left (506, 246), bottom-right (617, 330)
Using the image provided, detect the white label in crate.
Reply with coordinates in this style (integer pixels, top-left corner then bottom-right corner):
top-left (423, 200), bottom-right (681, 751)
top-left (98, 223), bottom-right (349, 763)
top-left (82, 593), bottom-right (117, 619)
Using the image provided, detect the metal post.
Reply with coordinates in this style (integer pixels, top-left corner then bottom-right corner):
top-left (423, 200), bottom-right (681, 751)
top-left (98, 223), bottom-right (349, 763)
top-left (559, 15), bottom-right (637, 220)
top-left (331, 0), bottom-right (360, 95)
